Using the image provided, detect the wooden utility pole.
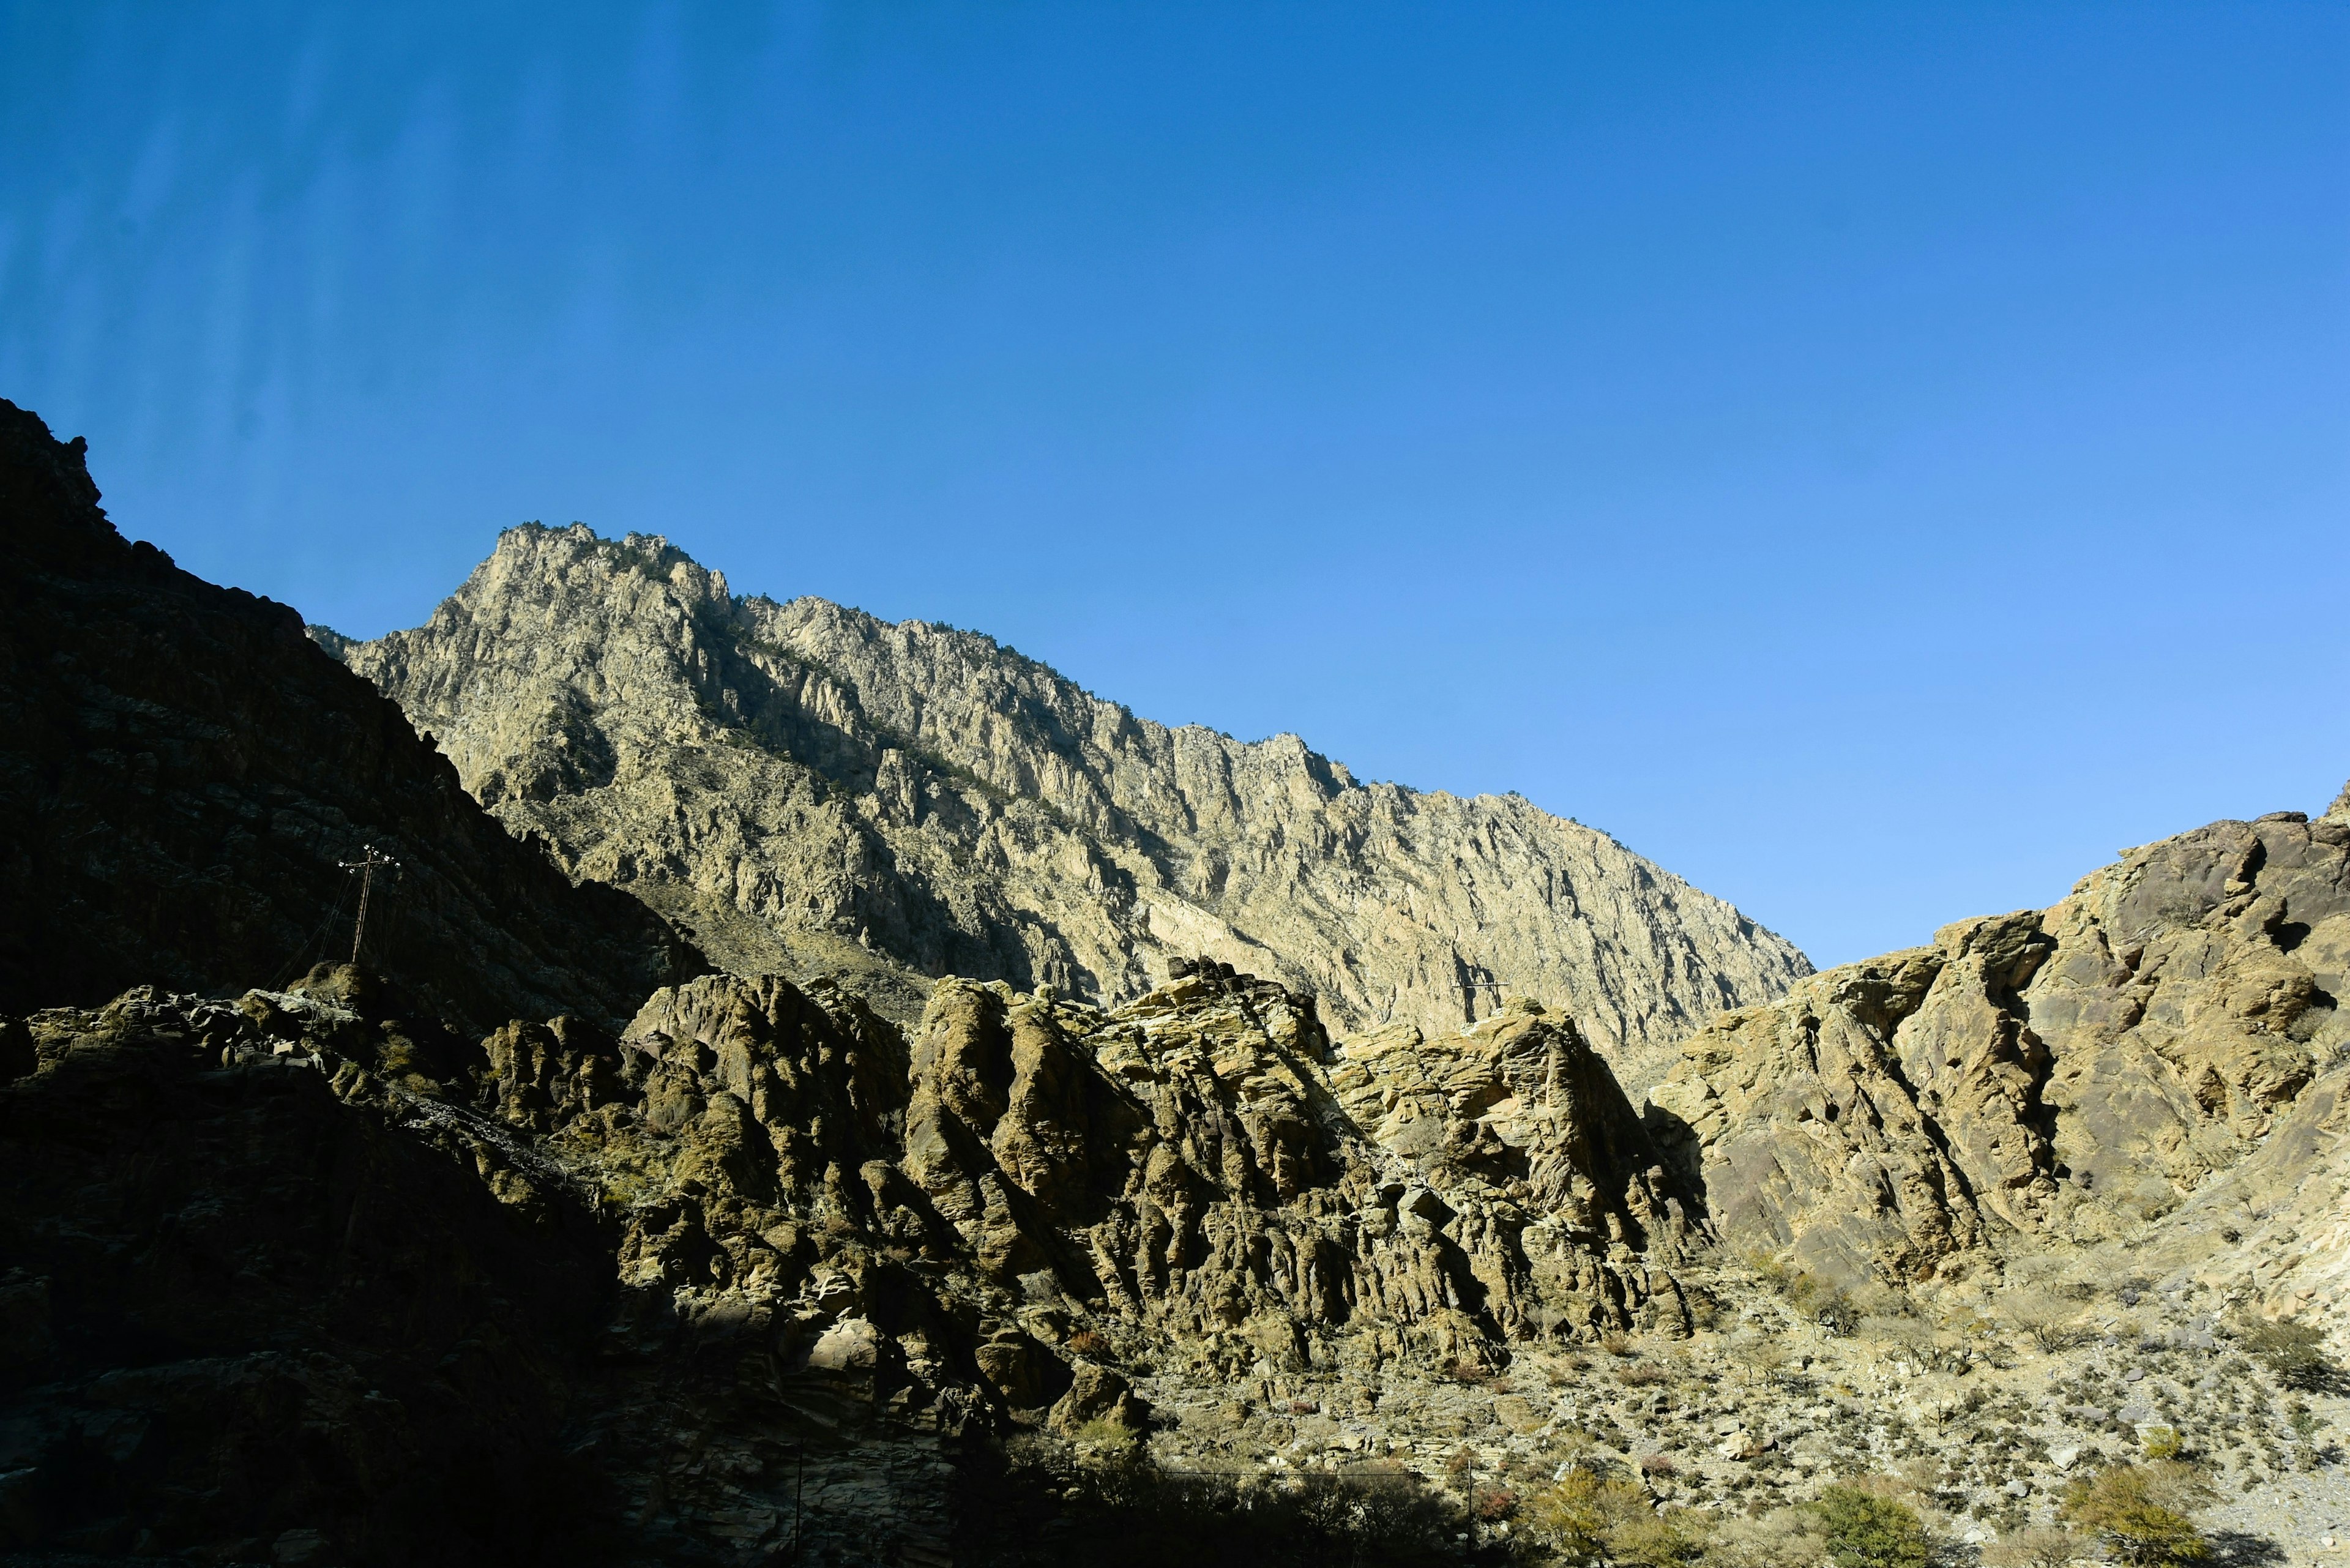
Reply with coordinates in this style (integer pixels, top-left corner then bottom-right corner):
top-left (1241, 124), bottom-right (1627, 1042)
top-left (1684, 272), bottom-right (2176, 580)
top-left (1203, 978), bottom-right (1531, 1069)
top-left (337, 845), bottom-right (400, 966)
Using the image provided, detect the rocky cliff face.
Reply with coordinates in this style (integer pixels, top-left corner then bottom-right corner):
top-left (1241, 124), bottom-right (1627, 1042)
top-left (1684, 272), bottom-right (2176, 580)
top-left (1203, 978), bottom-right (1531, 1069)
top-left (10, 398), bottom-right (2342, 1563)
top-left (0, 405), bottom-right (697, 1032)
top-left (327, 524), bottom-right (1809, 1054)
top-left (1, 956), bottom-right (1700, 1563)
top-left (1649, 803), bottom-right (2350, 1323)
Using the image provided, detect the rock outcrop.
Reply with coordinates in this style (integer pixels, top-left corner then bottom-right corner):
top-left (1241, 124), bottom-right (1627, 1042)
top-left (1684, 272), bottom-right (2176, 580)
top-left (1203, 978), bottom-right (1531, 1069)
top-left (0, 403), bottom-right (698, 1031)
top-left (326, 523), bottom-right (1809, 1051)
top-left (0, 949), bottom-right (1703, 1564)
top-left (1649, 805), bottom-right (2350, 1293)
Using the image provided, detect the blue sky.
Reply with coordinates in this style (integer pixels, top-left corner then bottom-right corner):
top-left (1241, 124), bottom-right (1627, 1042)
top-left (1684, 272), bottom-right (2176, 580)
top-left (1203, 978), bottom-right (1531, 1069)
top-left (4, 2), bottom-right (2346, 968)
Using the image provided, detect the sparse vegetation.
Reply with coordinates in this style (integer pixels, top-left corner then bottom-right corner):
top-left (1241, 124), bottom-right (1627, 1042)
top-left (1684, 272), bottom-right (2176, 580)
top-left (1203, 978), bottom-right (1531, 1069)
top-left (1726, 1331), bottom-right (1791, 1386)
top-left (1701, 1507), bottom-right (1821, 1568)
top-left (2057, 1464), bottom-right (2212, 1568)
top-left (1982, 1525), bottom-right (2086, 1568)
top-left (1073, 1415), bottom-right (1141, 1455)
top-left (2236, 1316), bottom-right (2338, 1392)
top-left (1523, 1468), bottom-right (1708, 1567)
top-left (2003, 1290), bottom-right (2092, 1353)
top-left (1799, 1483), bottom-right (1934, 1568)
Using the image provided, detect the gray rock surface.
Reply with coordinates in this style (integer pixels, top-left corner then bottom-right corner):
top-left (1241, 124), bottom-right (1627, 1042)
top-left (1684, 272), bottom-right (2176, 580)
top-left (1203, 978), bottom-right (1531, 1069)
top-left (325, 523), bottom-right (1810, 1055)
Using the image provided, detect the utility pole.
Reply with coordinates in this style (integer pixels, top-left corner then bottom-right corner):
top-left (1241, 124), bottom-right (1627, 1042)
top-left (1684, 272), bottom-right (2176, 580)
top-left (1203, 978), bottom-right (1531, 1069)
top-left (337, 845), bottom-right (400, 966)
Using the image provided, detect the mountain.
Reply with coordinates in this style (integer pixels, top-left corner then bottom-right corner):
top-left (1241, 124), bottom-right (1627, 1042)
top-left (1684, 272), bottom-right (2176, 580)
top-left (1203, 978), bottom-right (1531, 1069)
top-left (1650, 793), bottom-right (2350, 1338)
top-left (13, 801), bottom-right (2344, 1562)
top-left (0, 402), bottom-right (697, 1031)
top-left (8, 405), bottom-right (2343, 1565)
top-left (326, 523), bottom-right (1810, 1057)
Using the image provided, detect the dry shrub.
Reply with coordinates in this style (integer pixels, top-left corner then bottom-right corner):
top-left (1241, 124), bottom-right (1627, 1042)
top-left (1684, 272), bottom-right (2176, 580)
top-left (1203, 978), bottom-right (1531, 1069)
top-left (2236, 1315), bottom-right (2340, 1392)
top-left (2057, 1463), bottom-right (2212, 1567)
top-left (1073, 1415), bottom-right (1140, 1455)
top-left (1726, 1331), bottom-right (1791, 1386)
top-left (2003, 1291), bottom-right (2091, 1353)
top-left (1705, 1507), bottom-right (1822, 1568)
top-left (1068, 1327), bottom-right (1110, 1359)
top-left (1523, 1469), bottom-right (1707, 1567)
top-left (1983, 1525), bottom-right (2087, 1568)
top-left (1862, 1316), bottom-right (1966, 1376)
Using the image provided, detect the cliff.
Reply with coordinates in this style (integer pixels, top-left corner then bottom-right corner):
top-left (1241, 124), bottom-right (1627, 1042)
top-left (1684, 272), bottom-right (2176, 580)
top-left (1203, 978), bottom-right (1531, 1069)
top-left (327, 523), bottom-right (1810, 1056)
top-left (1650, 799), bottom-right (2350, 1337)
top-left (0, 957), bottom-right (1699, 1563)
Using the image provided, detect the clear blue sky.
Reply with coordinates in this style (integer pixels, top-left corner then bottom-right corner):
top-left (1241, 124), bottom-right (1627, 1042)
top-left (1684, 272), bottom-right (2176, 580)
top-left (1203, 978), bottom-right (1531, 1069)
top-left (5, 3), bottom-right (2346, 968)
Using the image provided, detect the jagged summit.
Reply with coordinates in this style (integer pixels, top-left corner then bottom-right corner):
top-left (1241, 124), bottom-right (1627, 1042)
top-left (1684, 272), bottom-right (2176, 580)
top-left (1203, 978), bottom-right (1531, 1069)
top-left (6, 411), bottom-right (2345, 1566)
top-left (326, 521), bottom-right (1810, 1058)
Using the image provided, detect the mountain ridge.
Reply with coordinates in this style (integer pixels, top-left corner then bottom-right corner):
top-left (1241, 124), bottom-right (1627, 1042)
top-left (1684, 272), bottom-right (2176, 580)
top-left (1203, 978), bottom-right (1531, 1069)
top-left (325, 521), bottom-right (1811, 1063)
top-left (4, 405), bottom-right (2346, 1566)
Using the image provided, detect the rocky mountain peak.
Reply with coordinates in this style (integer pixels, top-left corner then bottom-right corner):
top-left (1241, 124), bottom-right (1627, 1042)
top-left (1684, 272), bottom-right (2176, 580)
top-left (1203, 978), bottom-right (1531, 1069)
top-left (327, 523), bottom-right (1810, 1063)
top-left (4, 401), bottom-right (2344, 1564)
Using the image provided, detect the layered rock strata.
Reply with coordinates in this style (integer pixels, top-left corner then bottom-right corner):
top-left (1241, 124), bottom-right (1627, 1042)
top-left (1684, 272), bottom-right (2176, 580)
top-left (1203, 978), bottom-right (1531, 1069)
top-left (1649, 804), bottom-right (2350, 1297)
top-left (0, 403), bottom-right (698, 1031)
top-left (326, 523), bottom-right (1808, 1050)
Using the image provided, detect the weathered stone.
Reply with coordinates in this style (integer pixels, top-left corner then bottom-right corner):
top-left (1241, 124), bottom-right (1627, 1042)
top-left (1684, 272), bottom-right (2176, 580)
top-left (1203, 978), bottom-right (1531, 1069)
top-left (1048, 1364), bottom-right (1146, 1435)
top-left (326, 523), bottom-right (1809, 1053)
top-left (1653, 801), bottom-right (2350, 1320)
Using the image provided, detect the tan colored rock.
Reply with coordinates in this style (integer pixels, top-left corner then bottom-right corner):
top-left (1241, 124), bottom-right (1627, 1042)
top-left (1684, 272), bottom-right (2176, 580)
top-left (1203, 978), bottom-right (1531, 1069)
top-left (483, 956), bottom-right (1699, 1452)
top-left (326, 523), bottom-right (1809, 1053)
top-left (1654, 805), bottom-right (2350, 1288)
top-left (1048, 1363), bottom-right (1147, 1435)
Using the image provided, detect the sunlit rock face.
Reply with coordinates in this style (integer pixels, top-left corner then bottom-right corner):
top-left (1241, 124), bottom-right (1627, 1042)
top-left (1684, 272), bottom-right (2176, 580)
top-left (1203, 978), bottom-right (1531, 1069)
top-left (328, 522), bottom-right (1810, 1055)
top-left (1652, 803), bottom-right (2350, 1304)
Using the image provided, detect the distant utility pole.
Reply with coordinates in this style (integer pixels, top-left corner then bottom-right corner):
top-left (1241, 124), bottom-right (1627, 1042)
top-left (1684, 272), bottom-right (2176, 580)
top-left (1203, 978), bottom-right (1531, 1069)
top-left (337, 845), bottom-right (400, 966)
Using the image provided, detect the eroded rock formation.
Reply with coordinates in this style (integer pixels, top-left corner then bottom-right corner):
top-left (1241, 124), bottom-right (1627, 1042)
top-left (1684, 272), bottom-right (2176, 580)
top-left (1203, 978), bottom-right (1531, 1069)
top-left (1649, 806), bottom-right (2350, 1296)
top-left (326, 523), bottom-right (1808, 1050)
top-left (0, 954), bottom-right (1702, 1562)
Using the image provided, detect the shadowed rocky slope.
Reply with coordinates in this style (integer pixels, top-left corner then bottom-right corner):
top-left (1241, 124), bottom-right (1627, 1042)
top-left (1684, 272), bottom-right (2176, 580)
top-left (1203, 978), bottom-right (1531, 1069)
top-left (326, 523), bottom-right (1808, 1052)
top-left (0, 403), bottom-right (697, 1032)
top-left (1649, 794), bottom-right (2350, 1334)
top-left (0, 957), bottom-right (1698, 1564)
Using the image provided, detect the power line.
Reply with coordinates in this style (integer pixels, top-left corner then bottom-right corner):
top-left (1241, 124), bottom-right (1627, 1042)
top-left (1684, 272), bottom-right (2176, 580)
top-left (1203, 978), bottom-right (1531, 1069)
top-left (337, 845), bottom-right (401, 967)
top-left (267, 876), bottom-right (357, 993)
